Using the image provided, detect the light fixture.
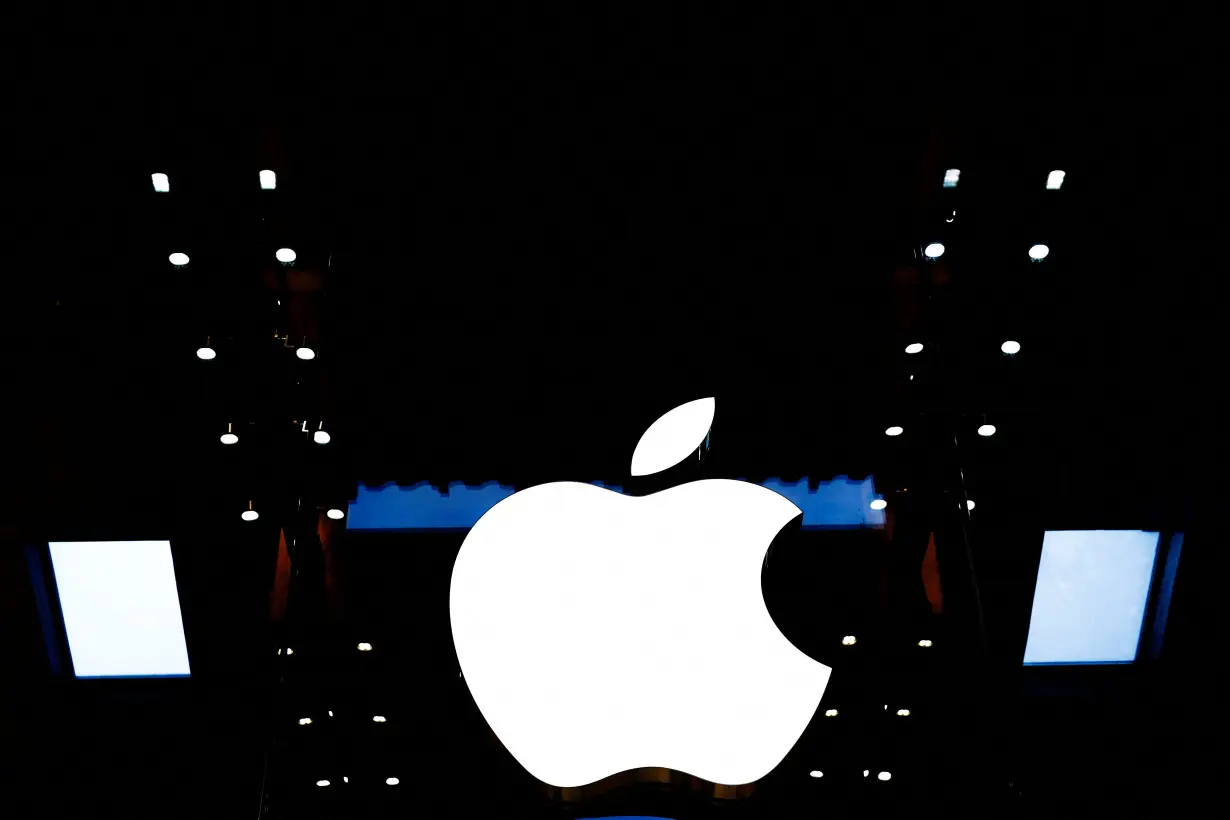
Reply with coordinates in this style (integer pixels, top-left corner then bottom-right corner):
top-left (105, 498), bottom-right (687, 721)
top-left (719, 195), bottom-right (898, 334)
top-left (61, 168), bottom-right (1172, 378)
top-left (878, 771), bottom-right (892, 781)
top-left (896, 709), bottom-right (910, 717)
top-left (923, 242), bottom-right (945, 260)
top-left (298, 717), bottom-right (312, 725)
top-left (296, 346), bottom-right (316, 361)
top-left (1028, 244), bottom-right (1050, 261)
top-left (277, 648), bottom-right (282, 655)
top-left (169, 252), bottom-right (189, 266)
top-left (966, 499), bottom-right (976, 511)
top-left (275, 247), bottom-right (296, 264)
top-left (372, 715), bottom-right (386, 723)
top-left (151, 173), bottom-right (170, 193)
top-left (241, 501), bottom-right (258, 522)
top-left (196, 346), bottom-right (216, 361)
top-left (824, 709), bottom-right (838, 717)
top-left (316, 780), bottom-right (330, 788)
top-left (357, 641), bottom-right (372, 651)
top-left (328, 710), bottom-right (333, 717)
top-left (327, 508), bottom-right (345, 520)
top-left (343, 776), bottom-right (348, 783)
top-left (286, 647), bottom-right (293, 655)
top-left (977, 424), bottom-right (997, 437)
top-left (918, 639), bottom-right (932, 648)
top-left (904, 342), bottom-right (924, 354)
top-left (220, 423), bottom-right (238, 445)
top-left (841, 635), bottom-right (856, 646)
top-left (260, 170), bottom-right (276, 190)
top-left (942, 168), bottom-right (960, 188)
top-left (863, 770), bottom-right (869, 777)
top-left (809, 770), bottom-right (824, 778)
top-left (1046, 170), bottom-right (1065, 190)
top-left (1001, 340), bottom-right (1021, 355)
top-left (385, 778), bottom-right (400, 786)
top-left (313, 428), bottom-right (331, 445)
top-left (869, 499), bottom-right (887, 511)
top-left (885, 426), bottom-right (903, 437)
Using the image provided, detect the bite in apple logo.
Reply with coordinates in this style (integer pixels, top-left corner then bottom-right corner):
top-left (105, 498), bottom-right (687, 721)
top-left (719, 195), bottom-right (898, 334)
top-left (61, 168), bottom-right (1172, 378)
top-left (449, 397), bottom-right (832, 788)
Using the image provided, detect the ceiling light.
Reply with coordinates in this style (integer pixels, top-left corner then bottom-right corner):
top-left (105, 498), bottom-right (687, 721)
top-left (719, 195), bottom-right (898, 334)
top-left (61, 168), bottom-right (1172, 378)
top-left (863, 770), bottom-right (869, 777)
top-left (328, 710), bottom-right (333, 717)
top-left (327, 509), bottom-right (345, 520)
top-left (168, 252), bottom-right (189, 266)
top-left (196, 347), bottom-right (216, 360)
top-left (275, 248), bottom-right (296, 264)
top-left (809, 770), bottom-right (824, 778)
top-left (918, 639), bottom-right (932, 647)
top-left (824, 709), bottom-right (838, 717)
top-left (923, 243), bottom-right (945, 260)
top-left (357, 642), bottom-right (372, 651)
top-left (878, 771), bottom-right (892, 781)
top-left (386, 778), bottom-right (400, 786)
top-left (896, 709), bottom-right (910, 717)
top-left (885, 426), bottom-right (903, 437)
top-left (298, 717), bottom-right (312, 725)
top-left (869, 499), bottom-right (887, 511)
top-left (296, 346), bottom-right (316, 361)
top-left (220, 423), bottom-right (238, 445)
top-left (966, 499), bottom-right (976, 511)
top-left (313, 430), bottom-right (331, 445)
top-left (372, 715), bottom-right (387, 722)
top-left (316, 780), bottom-right (330, 787)
top-left (285, 647), bottom-right (293, 655)
top-left (259, 170), bottom-right (276, 190)
top-left (841, 635), bottom-right (856, 646)
top-left (151, 173), bottom-right (169, 193)
top-left (904, 342), bottom-right (924, 354)
top-left (1046, 170), bottom-right (1065, 190)
top-left (942, 168), bottom-right (960, 188)
top-left (241, 501), bottom-right (258, 522)
top-left (343, 776), bottom-right (348, 783)
top-left (1001, 340), bottom-right (1021, 355)
top-left (1028, 244), bottom-right (1049, 260)
top-left (977, 424), bottom-right (997, 437)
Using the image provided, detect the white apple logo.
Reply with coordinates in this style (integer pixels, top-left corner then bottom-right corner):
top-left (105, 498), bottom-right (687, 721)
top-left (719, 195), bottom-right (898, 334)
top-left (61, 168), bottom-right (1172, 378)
top-left (450, 397), bottom-right (831, 788)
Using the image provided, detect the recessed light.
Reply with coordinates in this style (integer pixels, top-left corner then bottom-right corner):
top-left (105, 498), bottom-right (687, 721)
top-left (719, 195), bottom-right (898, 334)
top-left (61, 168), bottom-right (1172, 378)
top-left (259, 170), bottom-right (276, 190)
top-left (275, 248), bottom-right (296, 264)
top-left (151, 173), bottom-right (170, 193)
top-left (168, 252), bottom-right (189, 266)
top-left (977, 424), bottom-right (997, 437)
top-left (904, 342), bottom-right (924, 354)
top-left (313, 430), bottom-right (331, 445)
top-left (298, 717), bottom-right (312, 725)
top-left (385, 777), bottom-right (399, 786)
top-left (1001, 340), bottom-right (1021, 355)
top-left (878, 771), bottom-right (892, 781)
top-left (869, 499), bottom-right (887, 511)
top-left (809, 770), bottom-right (824, 778)
top-left (343, 776), bottom-right (348, 783)
top-left (841, 635), bottom-right (857, 646)
top-left (327, 509), bottom-right (345, 520)
top-left (923, 243), bottom-right (945, 260)
top-left (885, 426), bottom-right (904, 437)
top-left (1046, 170), bottom-right (1065, 190)
top-left (296, 347), bottom-right (316, 361)
top-left (357, 642), bottom-right (372, 651)
top-left (942, 168), bottom-right (960, 188)
top-left (196, 347), bottom-right (216, 360)
top-left (285, 647), bottom-right (293, 655)
top-left (372, 715), bottom-right (386, 723)
top-left (241, 509), bottom-right (259, 522)
top-left (966, 499), bottom-right (976, 511)
top-left (1028, 244), bottom-right (1049, 260)
top-left (824, 709), bottom-right (838, 717)
top-left (328, 711), bottom-right (333, 717)
top-left (918, 639), bottom-right (932, 648)
top-left (863, 770), bottom-right (869, 777)
top-left (316, 780), bottom-right (330, 787)
top-left (896, 709), bottom-right (910, 717)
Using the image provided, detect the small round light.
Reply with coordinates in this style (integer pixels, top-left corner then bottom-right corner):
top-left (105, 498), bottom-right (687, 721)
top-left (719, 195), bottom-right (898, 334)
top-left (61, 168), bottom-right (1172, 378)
top-left (1001, 340), bottom-right (1021, 355)
top-left (316, 780), bottom-right (330, 788)
top-left (885, 426), bottom-right (904, 437)
top-left (809, 770), bottom-right (824, 778)
top-left (285, 647), bottom-right (293, 655)
top-left (169, 252), bottom-right (189, 266)
top-left (863, 770), bottom-right (869, 777)
top-left (298, 717), bottom-right (312, 726)
top-left (296, 347), bottom-right (316, 361)
top-left (904, 342), bottom-right (924, 355)
top-left (328, 711), bottom-right (333, 717)
top-left (220, 433), bottom-right (239, 445)
top-left (869, 499), bottom-right (887, 511)
top-left (241, 509), bottom-right (259, 522)
top-left (313, 430), bottom-right (331, 445)
top-left (385, 778), bottom-right (400, 786)
top-left (896, 709), bottom-right (910, 717)
top-left (923, 243), bottom-right (945, 259)
top-left (357, 642), bottom-right (372, 651)
top-left (1028, 244), bottom-right (1049, 260)
top-left (196, 347), bottom-right (216, 360)
top-left (878, 771), bottom-right (892, 781)
top-left (841, 635), bottom-right (857, 646)
top-left (966, 499), bottom-right (976, 511)
top-left (977, 424), bottom-right (997, 437)
top-left (372, 715), bottom-right (386, 723)
top-left (327, 508), bottom-right (345, 520)
top-left (918, 639), bottom-right (932, 648)
top-left (275, 247), bottom-right (297, 263)
top-left (824, 708), bottom-right (838, 717)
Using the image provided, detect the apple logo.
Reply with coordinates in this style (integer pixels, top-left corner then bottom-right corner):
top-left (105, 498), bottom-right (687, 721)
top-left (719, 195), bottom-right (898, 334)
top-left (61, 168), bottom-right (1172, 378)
top-left (449, 397), bottom-right (831, 788)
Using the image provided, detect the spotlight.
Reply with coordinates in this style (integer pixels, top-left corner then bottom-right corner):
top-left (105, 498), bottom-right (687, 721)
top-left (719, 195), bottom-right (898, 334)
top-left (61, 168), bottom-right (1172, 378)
top-left (942, 168), bottom-right (960, 188)
top-left (275, 248), bottom-right (296, 264)
top-left (923, 243), bottom-right (945, 260)
top-left (316, 780), bottom-right (330, 788)
top-left (918, 639), bottom-right (932, 648)
top-left (1028, 244), bottom-right (1049, 261)
top-left (196, 347), bottom-right (216, 361)
top-left (966, 499), bottom-right (976, 511)
top-left (296, 346), bottom-right (316, 361)
top-left (298, 717), bottom-right (312, 725)
top-left (241, 501), bottom-right (258, 522)
top-left (169, 252), bottom-right (189, 266)
top-left (878, 771), bottom-right (892, 781)
top-left (313, 429), bottom-right (331, 445)
top-left (904, 342), bottom-right (924, 354)
top-left (386, 778), bottom-right (400, 786)
top-left (809, 770), bottom-right (824, 778)
top-left (896, 709), bottom-right (910, 717)
top-left (327, 509), bottom-right (345, 520)
top-left (869, 499), bottom-right (887, 511)
top-left (220, 423), bottom-right (238, 445)
top-left (259, 170), bottom-right (276, 190)
top-left (151, 173), bottom-right (170, 193)
top-left (885, 426), bottom-right (904, 437)
top-left (357, 642), bottom-right (372, 651)
top-left (824, 709), bottom-right (838, 717)
top-left (841, 635), bottom-right (857, 646)
top-left (1046, 170), bottom-right (1065, 190)
top-left (1001, 340), bottom-right (1021, 355)
top-left (372, 715), bottom-right (386, 723)
top-left (977, 424), bottom-right (997, 437)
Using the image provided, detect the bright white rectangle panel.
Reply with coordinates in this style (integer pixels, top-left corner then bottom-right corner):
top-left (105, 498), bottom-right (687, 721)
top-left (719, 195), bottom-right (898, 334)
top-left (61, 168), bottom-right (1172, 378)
top-left (1023, 530), bottom-right (1159, 665)
top-left (49, 541), bottom-right (191, 677)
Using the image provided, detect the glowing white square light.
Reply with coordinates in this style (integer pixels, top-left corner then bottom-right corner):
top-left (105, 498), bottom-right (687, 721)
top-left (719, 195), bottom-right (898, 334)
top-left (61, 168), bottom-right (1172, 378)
top-left (259, 169), bottom-right (277, 190)
top-left (1046, 170), bottom-right (1065, 190)
top-left (1023, 530), bottom-right (1160, 665)
top-left (49, 541), bottom-right (191, 678)
top-left (942, 168), bottom-right (961, 188)
top-left (151, 173), bottom-right (170, 193)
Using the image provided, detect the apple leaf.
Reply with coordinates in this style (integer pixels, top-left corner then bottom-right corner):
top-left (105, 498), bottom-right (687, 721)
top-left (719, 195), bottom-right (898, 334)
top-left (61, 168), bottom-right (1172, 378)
top-left (630, 397), bottom-right (715, 477)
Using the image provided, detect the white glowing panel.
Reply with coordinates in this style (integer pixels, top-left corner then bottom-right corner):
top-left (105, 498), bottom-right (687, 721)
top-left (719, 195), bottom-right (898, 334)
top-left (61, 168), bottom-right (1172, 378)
top-left (49, 540), bottom-right (191, 677)
top-left (451, 398), bottom-right (830, 787)
top-left (1023, 530), bottom-right (1159, 665)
